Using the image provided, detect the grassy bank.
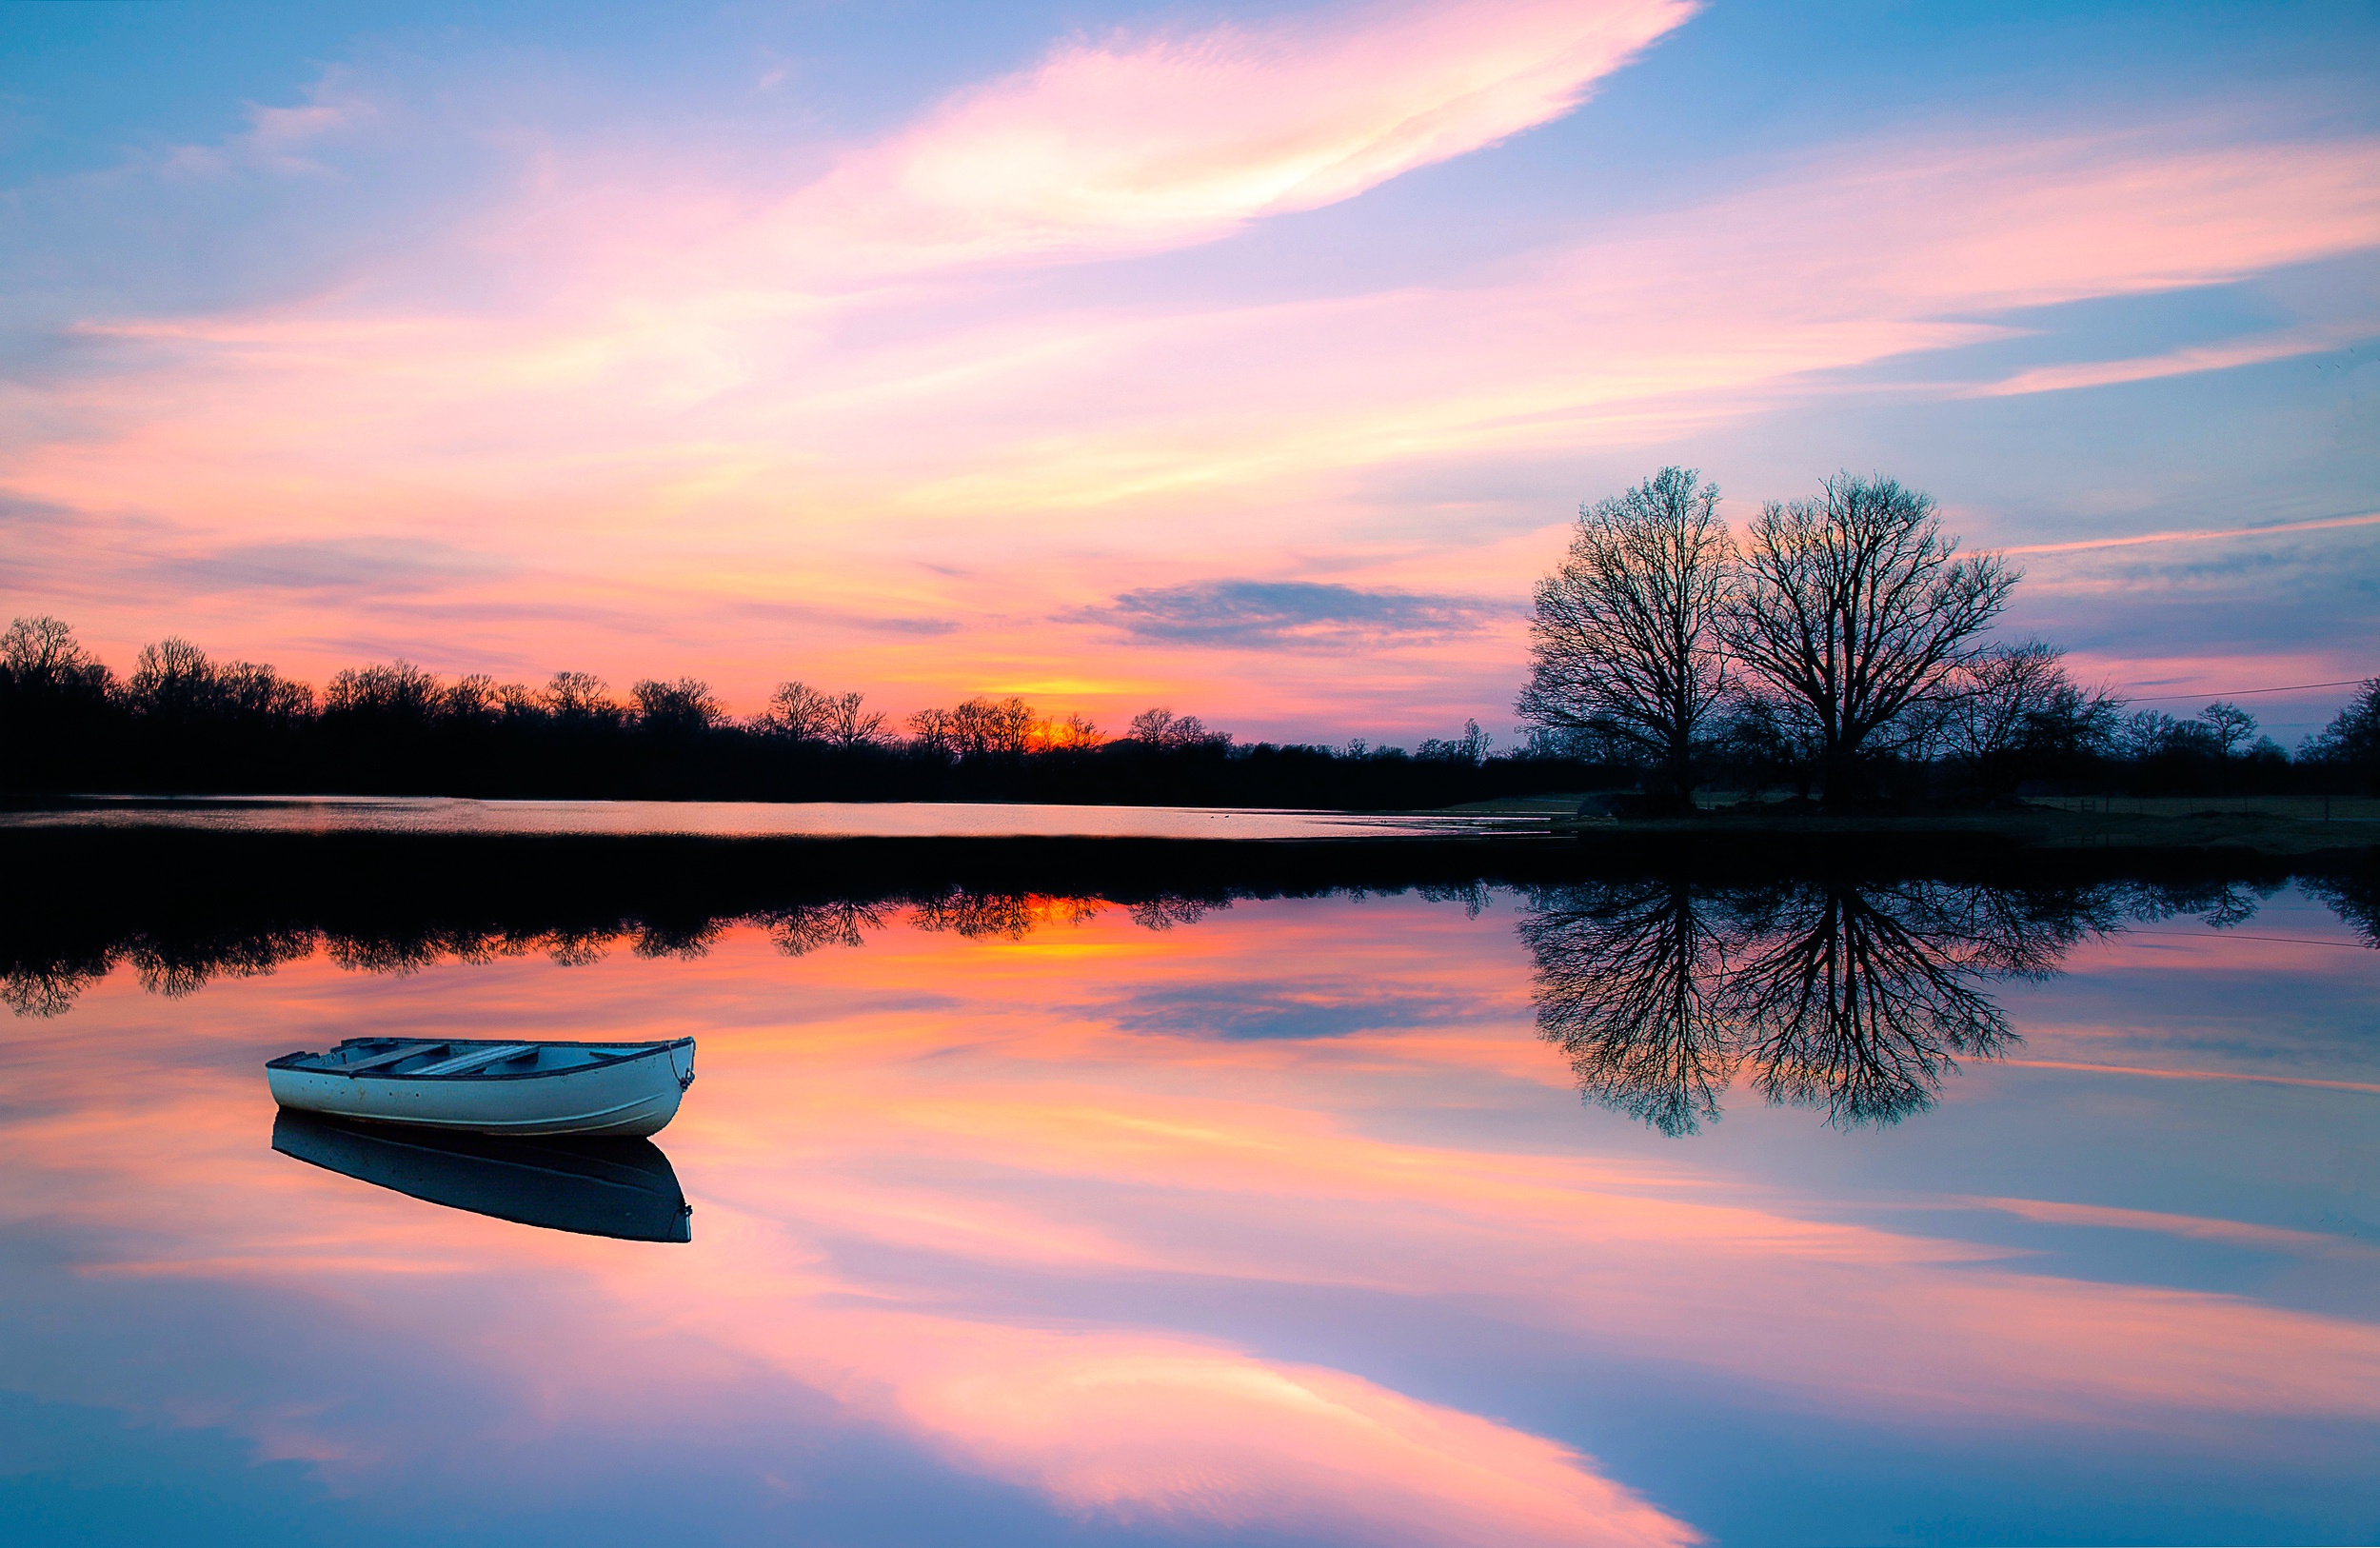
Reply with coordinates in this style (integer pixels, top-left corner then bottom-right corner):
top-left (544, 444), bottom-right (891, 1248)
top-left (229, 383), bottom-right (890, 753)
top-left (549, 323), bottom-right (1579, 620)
top-left (1537, 796), bottom-right (2379, 862)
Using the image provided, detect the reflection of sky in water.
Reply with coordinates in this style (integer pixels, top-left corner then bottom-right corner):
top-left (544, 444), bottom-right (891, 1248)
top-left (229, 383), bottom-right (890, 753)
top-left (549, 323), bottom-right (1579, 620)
top-left (0, 886), bottom-right (2374, 1545)
top-left (0, 795), bottom-right (1531, 839)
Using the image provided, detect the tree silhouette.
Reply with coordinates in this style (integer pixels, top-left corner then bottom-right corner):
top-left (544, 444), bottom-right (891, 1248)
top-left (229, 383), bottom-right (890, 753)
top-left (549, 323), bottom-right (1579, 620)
top-left (765, 681), bottom-right (837, 741)
top-left (1723, 883), bottom-right (2018, 1127)
top-left (1, 616), bottom-right (111, 698)
top-left (1930, 639), bottom-right (2123, 797)
top-left (326, 662), bottom-right (442, 724)
top-left (1519, 878), bottom-right (1737, 1135)
top-left (631, 678), bottom-right (722, 735)
top-left (1723, 474), bottom-right (2016, 802)
top-left (2300, 679), bottom-right (2380, 791)
top-left (1520, 878), bottom-right (2109, 1133)
top-left (1517, 466), bottom-right (1735, 808)
top-left (2199, 701), bottom-right (2258, 759)
top-left (543, 671), bottom-right (618, 724)
top-left (762, 900), bottom-right (891, 955)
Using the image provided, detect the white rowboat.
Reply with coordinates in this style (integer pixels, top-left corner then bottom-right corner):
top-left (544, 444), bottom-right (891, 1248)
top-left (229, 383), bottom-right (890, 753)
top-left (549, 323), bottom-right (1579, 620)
top-left (266, 1037), bottom-right (696, 1138)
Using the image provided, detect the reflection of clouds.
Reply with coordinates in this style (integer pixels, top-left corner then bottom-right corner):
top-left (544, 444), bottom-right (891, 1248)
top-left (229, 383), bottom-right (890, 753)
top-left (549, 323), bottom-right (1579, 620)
top-left (2, 898), bottom-right (2377, 1541)
top-left (698, 1307), bottom-right (1698, 1548)
top-left (1105, 980), bottom-right (1476, 1040)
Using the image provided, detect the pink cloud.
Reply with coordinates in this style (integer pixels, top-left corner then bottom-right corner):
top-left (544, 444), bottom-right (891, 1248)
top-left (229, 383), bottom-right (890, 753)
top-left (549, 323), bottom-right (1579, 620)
top-left (1969, 1196), bottom-right (2380, 1256)
top-left (1965, 327), bottom-right (2371, 397)
top-left (764, 1317), bottom-right (1699, 1547)
top-left (779, 0), bottom-right (1696, 271)
top-left (1999, 511), bottom-right (2380, 556)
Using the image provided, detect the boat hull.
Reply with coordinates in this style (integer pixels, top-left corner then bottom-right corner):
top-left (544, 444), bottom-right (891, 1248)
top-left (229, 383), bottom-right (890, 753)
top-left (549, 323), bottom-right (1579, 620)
top-left (267, 1040), bottom-right (693, 1137)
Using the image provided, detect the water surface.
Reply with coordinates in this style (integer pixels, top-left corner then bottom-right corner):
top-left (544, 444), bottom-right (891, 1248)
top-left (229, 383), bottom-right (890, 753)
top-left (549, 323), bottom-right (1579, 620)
top-left (1, 878), bottom-right (2374, 1545)
top-left (1, 795), bottom-right (1541, 839)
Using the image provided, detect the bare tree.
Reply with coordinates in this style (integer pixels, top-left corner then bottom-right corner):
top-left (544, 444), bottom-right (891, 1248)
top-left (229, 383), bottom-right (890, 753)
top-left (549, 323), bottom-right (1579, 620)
top-left (1125, 706), bottom-right (1229, 750)
top-left (2300, 678), bottom-right (2380, 792)
top-left (765, 681), bottom-right (838, 741)
top-left (951, 695), bottom-right (1034, 755)
top-left (630, 677), bottom-right (721, 733)
top-left (906, 705), bottom-right (955, 757)
top-left (2118, 708), bottom-right (2208, 761)
top-left (0, 617), bottom-right (117, 786)
top-left (327, 662), bottom-right (442, 721)
top-left (1, 616), bottom-right (111, 696)
top-left (1517, 466), bottom-right (1735, 808)
top-left (827, 690), bottom-right (886, 750)
top-left (126, 638), bottom-right (218, 720)
top-left (444, 674), bottom-right (503, 723)
top-left (1933, 639), bottom-right (2122, 796)
top-left (544, 671), bottom-right (618, 724)
top-left (908, 696), bottom-right (1034, 757)
top-left (1418, 719), bottom-right (1492, 764)
top-left (1042, 712), bottom-right (1101, 750)
top-left (1128, 706), bottom-right (1184, 744)
top-left (2199, 701), bottom-right (2257, 758)
top-left (214, 659), bottom-right (314, 723)
top-left (1721, 473), bottom-right (2015, 802)
top-left (495, 682), bottom-right (544, 722)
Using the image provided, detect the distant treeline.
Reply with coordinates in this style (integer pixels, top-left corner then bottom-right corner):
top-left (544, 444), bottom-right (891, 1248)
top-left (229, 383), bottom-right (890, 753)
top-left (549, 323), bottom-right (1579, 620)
top-left (0, 618), bottom-right (1610, 806)
top-left (1649, 674), bottom-right (2380, 803)
top-left (4, 609), bottom-right (2373, 806)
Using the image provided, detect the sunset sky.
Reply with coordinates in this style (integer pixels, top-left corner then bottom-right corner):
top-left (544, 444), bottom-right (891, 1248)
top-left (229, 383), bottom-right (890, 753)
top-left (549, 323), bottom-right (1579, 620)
top-left (3, 0), bottom-right (2375, 743)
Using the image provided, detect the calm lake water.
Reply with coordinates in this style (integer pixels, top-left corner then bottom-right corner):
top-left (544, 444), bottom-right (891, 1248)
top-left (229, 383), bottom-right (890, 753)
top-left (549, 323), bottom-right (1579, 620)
top-left (2, 875), bottom-right (2375, 1545)
top-left (2, 795), bottom-right (1542, 838)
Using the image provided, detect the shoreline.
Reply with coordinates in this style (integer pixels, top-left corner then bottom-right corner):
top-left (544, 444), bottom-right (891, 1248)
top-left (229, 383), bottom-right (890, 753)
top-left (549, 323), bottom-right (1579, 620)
top-left (1549, 804), bottom-right (2379, 863)
top-left (5, 797), bottom-right (2373, 863)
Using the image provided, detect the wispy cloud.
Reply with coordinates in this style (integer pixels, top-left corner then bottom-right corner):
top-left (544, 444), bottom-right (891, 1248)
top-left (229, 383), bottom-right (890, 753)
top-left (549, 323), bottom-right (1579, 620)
top-left (146, 536), bottom-right (508, 598)
top-left (2001, 511), bottom-right (2380, 557)
top-left (782, 0), bottom-right (1696, 271)
top-left (1970, 1196), bottom-right (2380, 1256)
top-left (159, 68), bottom-right (379, 179)
top-left (1076, 580), bottom-right (1502, 650)
top-left (1964, 326), bottom-right (2366, 398)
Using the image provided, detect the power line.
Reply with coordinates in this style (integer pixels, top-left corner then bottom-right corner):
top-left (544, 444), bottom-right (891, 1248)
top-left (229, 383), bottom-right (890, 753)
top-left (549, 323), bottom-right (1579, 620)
top-left (2122, 929), bottom-right (2375, 951)
top-left (2118, 678), bottom-right (2370, 703)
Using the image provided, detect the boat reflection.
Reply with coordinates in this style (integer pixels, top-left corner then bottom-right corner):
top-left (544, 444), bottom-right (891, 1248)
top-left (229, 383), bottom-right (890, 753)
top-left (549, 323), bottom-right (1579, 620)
top-left (1520, 879), bottom-right (2122, 1132)
top-left (271, 1110), bottom-right (693, 1241)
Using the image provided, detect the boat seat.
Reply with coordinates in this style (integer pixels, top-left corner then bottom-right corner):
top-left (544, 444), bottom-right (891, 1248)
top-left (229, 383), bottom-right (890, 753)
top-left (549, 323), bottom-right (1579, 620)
top-left (337, 1042), bottom-right (445, 1075)
top-left (409, 1043), bottom-right (540, 1077)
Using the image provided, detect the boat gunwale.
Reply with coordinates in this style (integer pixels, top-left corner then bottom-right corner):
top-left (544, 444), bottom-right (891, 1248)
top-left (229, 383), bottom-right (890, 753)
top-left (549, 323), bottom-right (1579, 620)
top-left (266, 1036), bottom-right (694, 1082)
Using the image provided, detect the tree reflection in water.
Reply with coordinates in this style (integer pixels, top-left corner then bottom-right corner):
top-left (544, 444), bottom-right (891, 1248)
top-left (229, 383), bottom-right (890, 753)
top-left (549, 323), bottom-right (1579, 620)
top-left (1519, 880), bottom-right (2133, 1132)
